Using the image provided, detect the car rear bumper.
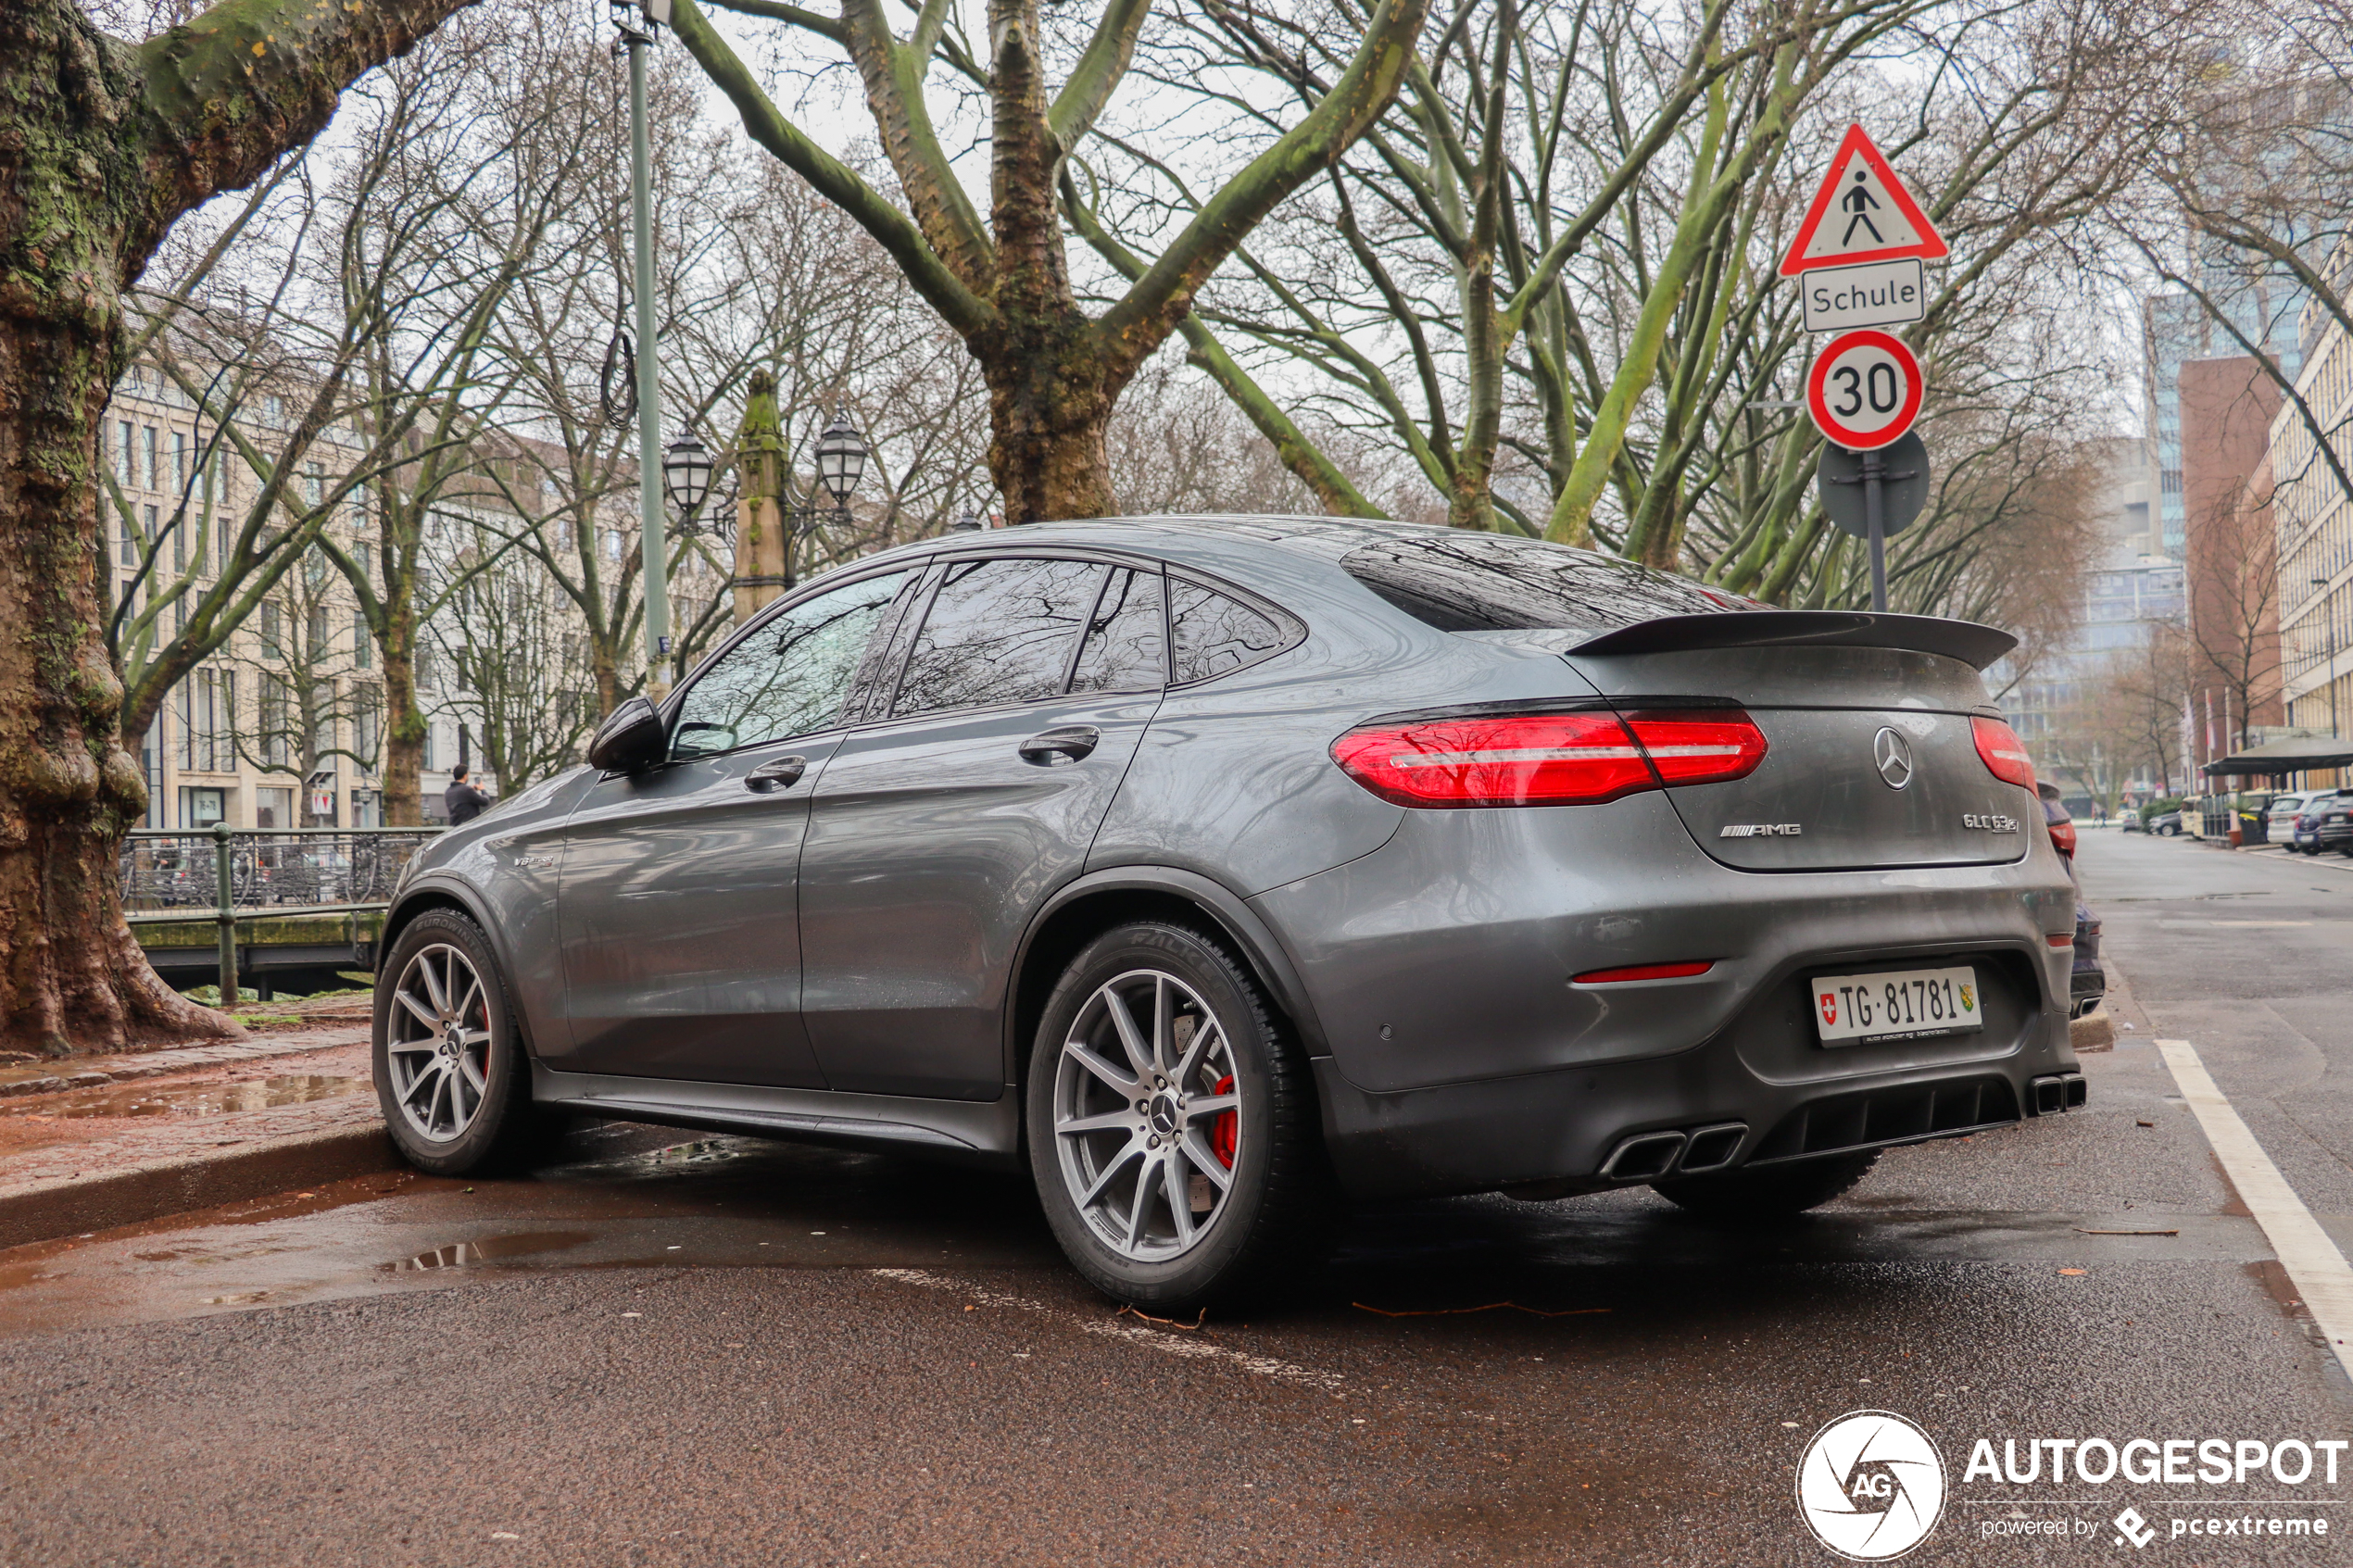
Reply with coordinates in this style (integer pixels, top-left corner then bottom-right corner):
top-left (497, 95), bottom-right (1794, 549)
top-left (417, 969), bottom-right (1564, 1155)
top-left (1255, 793), bottom-right (2081, 1199)
top-left (1310, 1047), bottom-right (2083, 1200)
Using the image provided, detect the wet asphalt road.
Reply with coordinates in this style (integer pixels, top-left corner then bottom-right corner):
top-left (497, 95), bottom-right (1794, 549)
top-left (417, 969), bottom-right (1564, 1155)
top-left (2, 829), bottom-right (2351, 1566)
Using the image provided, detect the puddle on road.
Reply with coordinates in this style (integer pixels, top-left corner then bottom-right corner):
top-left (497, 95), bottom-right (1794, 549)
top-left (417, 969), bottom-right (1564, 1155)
top-left (381, 1231), bottom-right (596, 1273)
top-left (0, 1074), bottom-right (364, 1120)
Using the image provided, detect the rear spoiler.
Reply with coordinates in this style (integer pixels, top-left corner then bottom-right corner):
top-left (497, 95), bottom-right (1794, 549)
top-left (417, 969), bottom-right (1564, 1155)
top-left (1569, 610), bottom-right (2017, 671)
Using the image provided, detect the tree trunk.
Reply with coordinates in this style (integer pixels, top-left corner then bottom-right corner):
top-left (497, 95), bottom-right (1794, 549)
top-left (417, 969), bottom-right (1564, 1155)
top-left (973, 311), bottom-right (1118, 522)
top-left (380, 625), bottom-right (424, 828)
top-left (0, 2), bottom-right (225, 1052)
top-left (0, 0), bottom-right (472, 1053)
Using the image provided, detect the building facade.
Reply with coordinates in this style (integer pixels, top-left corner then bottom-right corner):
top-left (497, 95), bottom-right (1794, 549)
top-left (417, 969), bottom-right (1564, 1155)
top-left (100, 354), bottom-right (696, 832)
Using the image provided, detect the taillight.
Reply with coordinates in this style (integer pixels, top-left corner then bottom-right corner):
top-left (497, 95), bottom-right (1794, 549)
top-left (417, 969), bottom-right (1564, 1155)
top-left (2047, 816), bottom-right (2077, 857)
top-left (1329, 709), bottom-right (1766, 808)
top-left (1620, 710), bottom-right (1770, 785)
top-left (1971, 715), bottom-right (2036, 788)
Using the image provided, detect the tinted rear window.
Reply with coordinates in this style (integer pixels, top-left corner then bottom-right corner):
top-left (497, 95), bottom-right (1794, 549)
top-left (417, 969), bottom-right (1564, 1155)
top-left (1340, 533), bottom-right (1755, 633)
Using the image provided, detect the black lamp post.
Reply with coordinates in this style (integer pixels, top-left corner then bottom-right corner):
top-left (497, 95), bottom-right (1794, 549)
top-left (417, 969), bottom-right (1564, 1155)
top-left (779, 412), bottom-right (868, 589)
top-left (662, 434), bottom-right (714, 525)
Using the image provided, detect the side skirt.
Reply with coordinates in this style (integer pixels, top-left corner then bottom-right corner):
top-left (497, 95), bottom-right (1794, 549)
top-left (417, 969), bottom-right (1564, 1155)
top-left (531, 1064), bottom-right (1023, 1169)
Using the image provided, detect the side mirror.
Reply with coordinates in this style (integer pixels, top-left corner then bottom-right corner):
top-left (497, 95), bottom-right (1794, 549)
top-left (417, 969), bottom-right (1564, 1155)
top-left (586, 696), bottom-right (666, 773)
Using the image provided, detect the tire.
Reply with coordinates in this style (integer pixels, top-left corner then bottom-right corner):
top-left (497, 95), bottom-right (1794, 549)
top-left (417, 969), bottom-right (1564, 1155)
top-left (1651, 1150), bottom-right (1880, 1219)
top-left (372, 909), bottom-right (543, 1176)
top-left (1026, 921), bottom-right (1333, 1312)
top-left (2158, 823), bottom-right (2178, 836)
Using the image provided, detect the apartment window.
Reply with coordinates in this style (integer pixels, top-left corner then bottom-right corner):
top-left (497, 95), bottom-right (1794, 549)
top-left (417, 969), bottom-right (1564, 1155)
top-left (305, 461), bottom-right (324, 508)
top-left (117, 508), bottom-right (133, 571)
top-left (171, 508), bottom-right (184, 572)
top-left (172, 431), bottom-right (188, 493)
top-left (144, 426), bottom-right (158, 492)
top-left (115, 420), bottom-right (132, 485)
top-left (178, 786), bottom-right (226, 831)
top-left (145, 506), bottom-right (159, 571)
top-left (2160, 469), bottom-right (2183, 495)
top-left (353, 609), bottom-right (371, 670)
top-left (177, 669), bottom-right (233, 772)
top-left (356, 687), bottom-right (380, 771)
top-left (416, 643), bottom-right (437, 694)
top-left (308, 604), bottom-right (331, 654)
top-left (258, 599), bottom-right (281, 648)
top-left (263, 395), bottom-right (283, 426)
top-left (259, 672), bottom-right (290, 769)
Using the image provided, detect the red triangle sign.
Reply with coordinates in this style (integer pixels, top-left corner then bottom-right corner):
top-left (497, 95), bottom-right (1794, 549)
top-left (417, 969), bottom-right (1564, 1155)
top-left (1777, 124), bottom-right (1948, 277)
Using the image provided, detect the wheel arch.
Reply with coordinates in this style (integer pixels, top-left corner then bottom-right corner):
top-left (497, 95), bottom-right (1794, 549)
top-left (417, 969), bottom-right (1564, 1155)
top-left (379, 880), bottom-right (548, 1060)
top-left (1004, 869), bottom-right (1330, 1105)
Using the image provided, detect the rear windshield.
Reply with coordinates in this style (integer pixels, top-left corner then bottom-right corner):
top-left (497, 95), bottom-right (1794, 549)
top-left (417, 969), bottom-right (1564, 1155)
top-left (1339, 533), bottom-right (1757, 633)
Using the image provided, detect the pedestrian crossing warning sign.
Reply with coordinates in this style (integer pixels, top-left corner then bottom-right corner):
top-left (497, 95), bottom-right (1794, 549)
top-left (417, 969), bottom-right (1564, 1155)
top-left (1777, 123), bottom-right (1948, 277)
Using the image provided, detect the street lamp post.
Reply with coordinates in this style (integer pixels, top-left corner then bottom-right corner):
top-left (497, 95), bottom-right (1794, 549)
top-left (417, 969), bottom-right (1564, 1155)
top-left (610, 0), bottom-right (673, 698)
top-left (662, 435), bottom-right (714, 527)
top-left (775, 412), bottom-right (868, 592)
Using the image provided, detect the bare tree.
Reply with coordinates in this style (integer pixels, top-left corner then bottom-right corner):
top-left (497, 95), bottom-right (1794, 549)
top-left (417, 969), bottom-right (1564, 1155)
top-left (1104, 0), bottom-right (2196, 618)
top-left (671, 0), bottom-right (1428, 519)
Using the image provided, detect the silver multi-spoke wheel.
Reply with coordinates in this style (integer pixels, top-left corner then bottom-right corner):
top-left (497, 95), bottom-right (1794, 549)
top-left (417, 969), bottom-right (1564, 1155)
top-left (1053, 967), bottom-right (1241, 1262)
top-left (385, 942), bottom-right (493, 1144)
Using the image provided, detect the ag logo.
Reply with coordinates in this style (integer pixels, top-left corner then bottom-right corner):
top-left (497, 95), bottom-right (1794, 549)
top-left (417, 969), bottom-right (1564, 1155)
top-left (1795, 1410), bottom-right (1946, 1561)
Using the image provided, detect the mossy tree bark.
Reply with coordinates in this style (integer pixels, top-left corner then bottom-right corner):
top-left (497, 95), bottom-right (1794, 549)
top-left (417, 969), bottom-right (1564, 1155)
top-left (0, 0), bottom-right (474, 1054)
top-left (674, 0), bottom-right (1428, 521)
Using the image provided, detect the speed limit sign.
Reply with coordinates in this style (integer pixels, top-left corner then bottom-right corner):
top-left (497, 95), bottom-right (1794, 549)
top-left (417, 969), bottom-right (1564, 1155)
top-left (1806, 329), bottom-right (1922, 450)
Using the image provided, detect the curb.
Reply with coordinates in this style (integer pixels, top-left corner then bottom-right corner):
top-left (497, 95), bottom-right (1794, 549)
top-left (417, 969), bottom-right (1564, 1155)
top-left (0, 1024), bottom-right (368, 1100)
top-left (0, 1121), bottom-right (402, 1252)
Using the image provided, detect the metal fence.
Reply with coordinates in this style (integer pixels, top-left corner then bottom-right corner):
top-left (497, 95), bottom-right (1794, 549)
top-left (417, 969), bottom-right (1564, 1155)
top-left (121, 827), bottom-right (442, 1004)
top-left (120, 828), bottom-right (441, 916)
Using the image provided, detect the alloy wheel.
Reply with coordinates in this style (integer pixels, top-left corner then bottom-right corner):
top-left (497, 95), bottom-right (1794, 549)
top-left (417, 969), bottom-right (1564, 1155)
top-left (1052, 967), bottom-right (1240, 1261)
top-left (385, 942), bottom-right (493, 1143)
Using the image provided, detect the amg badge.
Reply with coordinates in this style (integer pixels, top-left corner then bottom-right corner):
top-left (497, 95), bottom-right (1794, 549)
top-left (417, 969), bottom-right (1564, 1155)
top-left (1719, 822), bottom-right (1803, 838)
top-left (1961, 813), bottom-right (2019, 833)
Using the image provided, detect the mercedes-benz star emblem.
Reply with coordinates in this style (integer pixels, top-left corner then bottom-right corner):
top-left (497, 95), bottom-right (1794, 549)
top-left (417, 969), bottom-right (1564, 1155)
top-left (1873, 728), bottom-right (1915, 791)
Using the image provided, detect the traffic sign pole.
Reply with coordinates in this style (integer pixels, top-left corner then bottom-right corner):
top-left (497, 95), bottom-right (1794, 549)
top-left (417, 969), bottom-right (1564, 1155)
top-left (1863, 446), bottom-right (1888, 613)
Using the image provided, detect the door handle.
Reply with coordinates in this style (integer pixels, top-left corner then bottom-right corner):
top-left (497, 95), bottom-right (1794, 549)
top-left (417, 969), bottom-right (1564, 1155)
top-left (744, 755), bottom-right (808, 794)
top-left (1018, 725), bottom-right (1101, 766)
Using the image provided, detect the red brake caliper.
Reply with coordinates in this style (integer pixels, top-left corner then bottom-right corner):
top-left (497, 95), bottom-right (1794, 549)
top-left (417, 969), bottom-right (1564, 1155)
top-left (1210, 1074), bottom-right (1238, 1168)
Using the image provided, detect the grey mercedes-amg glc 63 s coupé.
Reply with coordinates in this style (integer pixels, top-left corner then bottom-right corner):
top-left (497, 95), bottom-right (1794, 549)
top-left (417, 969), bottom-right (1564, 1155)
top-left (373, 517), bottom-right (2086, 1308)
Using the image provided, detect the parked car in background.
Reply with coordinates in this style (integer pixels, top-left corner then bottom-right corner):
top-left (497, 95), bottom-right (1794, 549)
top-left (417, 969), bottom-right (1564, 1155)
top-left (2039, 782), bottom-right (2105, 1018)
top-left (2267, 793), bottom-right (2312, 836)
top-left (370, 517), bottom-right (2088, 1310)
top-left (2144, 807), bottom-right (2183, 836)
top-left (2296, 792), bottom-right (2353, 855)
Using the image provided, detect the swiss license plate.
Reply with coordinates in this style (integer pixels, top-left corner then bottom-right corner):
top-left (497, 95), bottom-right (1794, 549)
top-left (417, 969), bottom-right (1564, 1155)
top-left (1811, 966), bottom-right (1982, 1046)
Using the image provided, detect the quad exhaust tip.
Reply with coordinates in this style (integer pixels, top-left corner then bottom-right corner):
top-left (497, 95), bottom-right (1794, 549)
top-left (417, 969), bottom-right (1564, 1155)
top-left (1598, 1122), bottom-right (1749, 1182)
top-left (2030, 1072), bottom-right (2088, 1115)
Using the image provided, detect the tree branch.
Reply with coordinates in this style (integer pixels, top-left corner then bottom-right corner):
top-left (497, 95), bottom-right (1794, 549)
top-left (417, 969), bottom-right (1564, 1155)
top-left (670, 0), bottom-right (997, 337)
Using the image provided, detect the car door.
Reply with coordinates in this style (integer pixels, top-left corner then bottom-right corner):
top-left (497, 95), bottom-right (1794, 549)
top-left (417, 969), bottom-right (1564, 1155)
top-left (554, 567), bottom-right (917, 1085)
top-left (797, 556), bottom-right (1167, 1099)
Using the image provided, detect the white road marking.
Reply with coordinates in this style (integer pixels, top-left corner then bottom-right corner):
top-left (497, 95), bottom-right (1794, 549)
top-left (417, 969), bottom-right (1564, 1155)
top-left (2158, 1039), bottom-right (2353, 1381)
top-left (869, 1268), bottom-right (1344, 1391)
